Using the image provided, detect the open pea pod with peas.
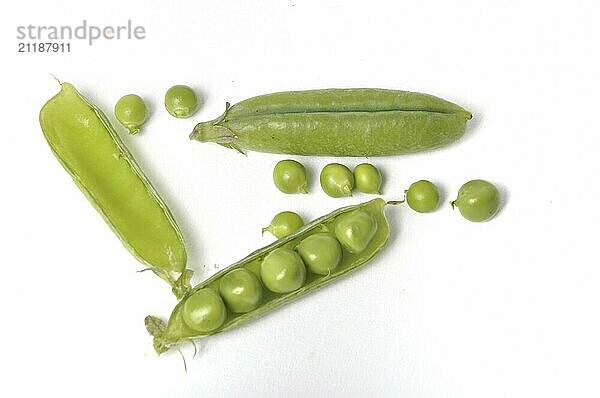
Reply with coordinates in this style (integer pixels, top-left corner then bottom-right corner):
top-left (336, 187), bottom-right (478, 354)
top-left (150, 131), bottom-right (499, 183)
top-left (146, 198), bottom-right (393, 354)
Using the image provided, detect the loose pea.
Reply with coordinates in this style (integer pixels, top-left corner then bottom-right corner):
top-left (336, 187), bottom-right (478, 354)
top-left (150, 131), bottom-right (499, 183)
top-left (451, 179), bottom-right (500, 222)
top-left (219, 269), bottom-right (263, 313)
top-left (334, 209), bottom-right (377, 254)
top-left (354, 163), bottom-right (382, 194)
top-left (260, 247), bottom-right (306, 293)
top-left (165, 85), bottom-right (198, 118)
top-left (263, 211), bottom-right (304, 238)
top-left (182, 288), bottom-right (227, 333)
top-left (114, 94), bottom-right (148, 135)
top-left (320, 163), bottom-right (354, 197)
top-left (406, 180), bottom-right (440, 213)
top-left (273, 159), bottom-right (308, 194)
top-left (296, 233), bottom-right (342, 275)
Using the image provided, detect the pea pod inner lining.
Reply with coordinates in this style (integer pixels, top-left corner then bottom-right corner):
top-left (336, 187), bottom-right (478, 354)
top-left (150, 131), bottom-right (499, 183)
top-left (39, 82), bottom-right (188, 280)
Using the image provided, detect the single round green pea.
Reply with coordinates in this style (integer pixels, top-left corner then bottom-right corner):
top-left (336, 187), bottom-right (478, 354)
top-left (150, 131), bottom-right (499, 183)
top-left (406, 180), bottom-right (440, 213)
top-left (260, 247), bottom-right (306, 293)
top-left (182, 288), bottom-right (227, 333)
top-left (296, 233), bottom-right (342, 275)
top-left (334, 209), bottom-right (377, 254)
top-left (320, 163), bottom-right (354, 197)
top-left (451, 179), bottom-right (500, 222)
top-left (262, 211), bottom-right (304, 238)
top-left (164, 85), bottom-right (199, 118)
top-left (219, 269), bottom-right (263, 313)
top-left (354, 163), bottom-right (382, 194)
top-left (273, 159), bottom-right (308, 194)
top-left (114, 94), bottom-right (148, 135)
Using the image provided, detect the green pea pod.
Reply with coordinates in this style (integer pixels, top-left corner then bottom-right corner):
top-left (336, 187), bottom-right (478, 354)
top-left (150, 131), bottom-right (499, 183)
top-left (39, 82), bottom-right (190, 296)
top-left (146, 198), bottom-right (390, 354)
top-left (191, 88), bottom-right (472, 156)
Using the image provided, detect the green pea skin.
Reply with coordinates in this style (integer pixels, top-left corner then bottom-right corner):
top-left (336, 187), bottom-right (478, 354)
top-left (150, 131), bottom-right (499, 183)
top-left (260, 247), bottom-right (306, 293)
top-left (334, 209), bottom-right (377, 254)
top-left (273, 159), bottom-right (308, 194)
top-left (219, 269), bottom-right (263, 313)
top-left (165, 85), bottom-right (198, 118)
top-left (182, 288), bottom-right (227, 333)
top-left (190, 88), bottom-right (472, 156)
top-left (354, 163), bottom-right (382, 194)
top-left (114, 94), bottom-right (148, 135)
top-left (296, 233), bottom-right (342, 275)
top-left (262, 211), bottom-right (304, 238)
top-left (320, 163), bottom-right (354, 197)
top-left (451, 179), bottom-right (500, 222)
top-left (406, 180), bottom-right (440, 213)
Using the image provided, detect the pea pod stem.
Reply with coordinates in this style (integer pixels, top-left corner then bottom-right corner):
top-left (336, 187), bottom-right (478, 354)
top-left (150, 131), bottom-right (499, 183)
top-left (138, 267), bottom-right (194, 300)
top-left (190, 103), bottom-right (243, 152)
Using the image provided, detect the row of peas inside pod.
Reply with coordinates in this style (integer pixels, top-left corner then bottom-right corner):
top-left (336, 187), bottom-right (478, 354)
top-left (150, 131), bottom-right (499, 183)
top-left (157, 200), bottom-right (387, 344)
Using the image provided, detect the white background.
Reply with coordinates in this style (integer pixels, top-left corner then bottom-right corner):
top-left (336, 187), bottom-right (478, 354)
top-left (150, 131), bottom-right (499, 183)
top-left (2, 0), bottom-right (599, 397)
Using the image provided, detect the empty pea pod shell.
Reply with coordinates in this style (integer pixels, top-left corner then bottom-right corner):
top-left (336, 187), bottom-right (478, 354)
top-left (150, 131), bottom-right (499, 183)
top-left (190, 88), bottom-right (472, 156)
top-left (39, 82), bottom-right (188, 290)
top-left (146, 198), bottom-right (390, 354)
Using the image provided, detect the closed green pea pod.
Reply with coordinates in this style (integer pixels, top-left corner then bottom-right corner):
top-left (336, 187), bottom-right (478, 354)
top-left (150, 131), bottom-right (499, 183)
top-left (191, 88), bottom-right (472, 156)
top-left (146, 198), bottom-right (393, 354)
top-left (39, 82), bottom-right (188, 295)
